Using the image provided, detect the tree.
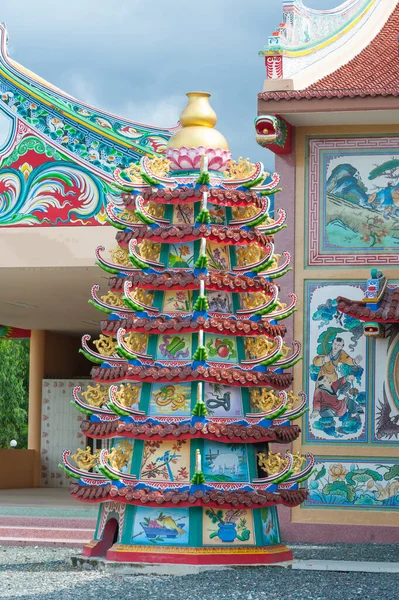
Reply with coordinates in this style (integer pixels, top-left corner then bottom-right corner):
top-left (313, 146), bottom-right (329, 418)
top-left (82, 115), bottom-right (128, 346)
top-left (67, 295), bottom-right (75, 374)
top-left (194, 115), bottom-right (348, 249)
top-left (0, 339), bottom-right (30, 448)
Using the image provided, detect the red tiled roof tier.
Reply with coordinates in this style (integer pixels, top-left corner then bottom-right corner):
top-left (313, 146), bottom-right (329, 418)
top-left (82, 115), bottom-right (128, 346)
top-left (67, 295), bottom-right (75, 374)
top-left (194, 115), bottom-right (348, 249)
top-left (124, 187), bottom-right (263, 208)
top-left (116, 225), bottom-right (273, 248)
top-left (109, 272), bottom-right (278, 294)
top-left (70, 482), bottom-right (308, 509)
top-left (101, 314), bottom-right (286, 339)
top-left (90, 363), bottom-right (293, 389)
top-left (337, 287), bottom-right (399, 322)
top-left (259, 5), bottom-right (399, 102)
top-left (81, 419), bottom-right (301, 444)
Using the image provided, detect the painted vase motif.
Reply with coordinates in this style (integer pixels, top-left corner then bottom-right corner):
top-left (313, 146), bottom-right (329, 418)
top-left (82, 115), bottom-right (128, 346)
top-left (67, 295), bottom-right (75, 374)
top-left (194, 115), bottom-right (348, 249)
top-left (217, 522), bottom-right (237, 543)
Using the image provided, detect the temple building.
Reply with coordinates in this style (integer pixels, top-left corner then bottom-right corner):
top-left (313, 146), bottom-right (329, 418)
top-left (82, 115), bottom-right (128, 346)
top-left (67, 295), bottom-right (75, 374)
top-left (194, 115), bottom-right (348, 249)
top-left (256, 0), bottom-right (399, 543)
top-left (0, 22), bottom-right (177, 489)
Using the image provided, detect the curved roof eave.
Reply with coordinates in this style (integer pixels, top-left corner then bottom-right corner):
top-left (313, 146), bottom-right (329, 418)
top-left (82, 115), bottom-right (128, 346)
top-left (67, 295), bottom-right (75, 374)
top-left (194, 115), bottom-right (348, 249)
top-left (0, 24), bottom-right (180, 158)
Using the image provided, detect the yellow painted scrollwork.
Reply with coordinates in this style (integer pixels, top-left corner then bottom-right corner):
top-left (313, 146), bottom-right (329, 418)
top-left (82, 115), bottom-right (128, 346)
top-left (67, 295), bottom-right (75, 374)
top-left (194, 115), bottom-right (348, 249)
top-left (81, 384), bottom-right (109, 407)
top-left (249, 388), bottom-right (281, 412)
top-left (244, 336), bottom-right (290, 360)
top-left (257, 451), bottom-right (287, 475)
top-left (71, 446), bottom-right (101, 471)
top-left (223, 157), bottom-right (258, 180)
top-left (147, 157), bottom-right (170, 178)
top-left (110, 246), bottom-right (131, 267)
top-left (138, 240), bottom-right (162, 261)
top-left (108, 440), bottom-right (134, 471)
top-left (124, 332), bottom-right (149, 355)
top-left (114, 383), bottom-right (141, 408)
top-left (100, 291), bottom-right (125, 308)
top-left (93, 334), bottom-right (117, 357)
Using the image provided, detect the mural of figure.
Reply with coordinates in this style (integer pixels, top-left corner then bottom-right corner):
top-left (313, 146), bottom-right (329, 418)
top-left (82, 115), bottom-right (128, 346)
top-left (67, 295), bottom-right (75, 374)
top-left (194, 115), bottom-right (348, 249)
top-left (313, 334), bottom-right (362, 389)
top-left (311, 374), bottom-right (355, 418)
top-left (306, 284), bottom-right (368, 442)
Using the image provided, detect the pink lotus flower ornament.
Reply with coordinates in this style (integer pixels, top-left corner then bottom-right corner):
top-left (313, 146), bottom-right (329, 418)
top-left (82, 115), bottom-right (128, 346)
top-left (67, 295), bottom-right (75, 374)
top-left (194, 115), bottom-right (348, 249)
top-left (166, 146), bottom-right (231, 172)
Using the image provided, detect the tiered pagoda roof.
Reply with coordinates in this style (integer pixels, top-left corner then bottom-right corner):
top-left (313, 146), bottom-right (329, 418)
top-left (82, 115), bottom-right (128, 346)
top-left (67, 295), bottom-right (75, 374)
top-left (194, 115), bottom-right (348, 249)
top-left (61, 92), bottom-right (312, 560)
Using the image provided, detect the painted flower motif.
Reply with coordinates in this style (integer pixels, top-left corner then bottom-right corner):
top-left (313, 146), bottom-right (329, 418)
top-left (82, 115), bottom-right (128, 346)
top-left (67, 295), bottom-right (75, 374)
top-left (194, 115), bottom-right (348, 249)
top-left (328, 463), bottom-right (348, 480)
top-left (166, 146), bottom-right (231, 172)
top-left (179, 245), bottom-right (190, 257)
top-left (19, 161), bottom-right (34, 179)
top-left (176, 291), bottom-right (187, 302)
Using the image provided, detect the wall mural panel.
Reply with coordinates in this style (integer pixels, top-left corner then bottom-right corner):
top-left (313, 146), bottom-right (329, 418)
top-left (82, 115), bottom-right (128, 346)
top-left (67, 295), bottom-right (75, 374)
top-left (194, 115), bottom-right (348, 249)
top-left (305, 281), bottom-right (367, 443)
top-left (132, 507), bottom-right (190, 546)
top-left (307, 137), bottom-right (399, 266)
top-left (202, 508), bottom-right (254, 545)
top-left (305, 459), bottom-right (399, 509)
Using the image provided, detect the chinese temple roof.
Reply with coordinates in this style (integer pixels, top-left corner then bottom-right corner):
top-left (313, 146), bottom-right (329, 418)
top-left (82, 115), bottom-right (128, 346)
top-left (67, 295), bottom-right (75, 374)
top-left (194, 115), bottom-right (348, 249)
top-left (0, 24), bottom-right (178, 185)
top-left (337, 271), bottom-right (399, 322)
top-left (259, 0), bottom-right (399, 103)
top-left (258, 0), bottom-right (399, 101)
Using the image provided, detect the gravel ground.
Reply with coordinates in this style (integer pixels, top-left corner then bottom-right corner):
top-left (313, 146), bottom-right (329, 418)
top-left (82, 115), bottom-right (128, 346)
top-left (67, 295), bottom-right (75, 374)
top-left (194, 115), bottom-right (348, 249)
top-left (0, 545), bottom-right (398, 600)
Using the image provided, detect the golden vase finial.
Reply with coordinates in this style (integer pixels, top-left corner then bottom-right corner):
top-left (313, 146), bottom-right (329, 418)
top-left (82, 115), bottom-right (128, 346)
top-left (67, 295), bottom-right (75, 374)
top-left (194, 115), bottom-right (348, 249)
top-left (179, 92), bottom-right (217, 128)
top-left (167, 91), bottom-right (229, 151)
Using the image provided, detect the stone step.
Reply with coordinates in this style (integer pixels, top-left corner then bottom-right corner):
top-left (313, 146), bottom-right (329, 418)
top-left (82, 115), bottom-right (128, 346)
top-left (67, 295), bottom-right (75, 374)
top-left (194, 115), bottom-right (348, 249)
top-left (0, 516), bottom-right (96, 529)
top-left (0, 526), bottom-right (93, 541)
top-left (0, 516), bottom-right (95, 547)
top-left (0, 537), bottom-right (86, 548)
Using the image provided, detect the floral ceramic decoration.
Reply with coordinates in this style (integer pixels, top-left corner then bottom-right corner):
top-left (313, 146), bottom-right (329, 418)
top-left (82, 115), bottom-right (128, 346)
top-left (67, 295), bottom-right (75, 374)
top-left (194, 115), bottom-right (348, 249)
top-left (168, 242), bottom-right (194, 269)
top-left (206, 242), bottom-right (230, 271)
top-left (163, 290), bottom-right (193, 313)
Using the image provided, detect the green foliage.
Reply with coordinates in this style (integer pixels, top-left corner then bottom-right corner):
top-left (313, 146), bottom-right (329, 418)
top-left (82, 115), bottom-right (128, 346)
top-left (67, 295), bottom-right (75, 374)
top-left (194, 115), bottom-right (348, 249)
top-left (323, 481), bottom-right (355, 503)
top-left (206, 508), bottom-right (223, 524)
top-left (314, 466), bottom-right (326, 481)
top-left (369, 159), bottom-right (399, 180)
top-left (345, 468), bottom-right (383, 486)
top-left (383, 464), bottom-right (399, 481)
top-left (0, 339), bottom-right (30, 448)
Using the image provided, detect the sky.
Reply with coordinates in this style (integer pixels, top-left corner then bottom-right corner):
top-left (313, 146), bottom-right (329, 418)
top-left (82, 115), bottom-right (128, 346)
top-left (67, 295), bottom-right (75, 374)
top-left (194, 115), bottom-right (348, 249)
top-left (0, 0), bottom-right (340, 171)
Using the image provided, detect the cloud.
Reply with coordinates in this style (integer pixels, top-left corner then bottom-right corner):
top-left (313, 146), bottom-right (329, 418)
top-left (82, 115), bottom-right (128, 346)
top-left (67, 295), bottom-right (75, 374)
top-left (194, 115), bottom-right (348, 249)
top-left (121, 96), bottom-right (183, 128)
top-left (0, 0), bottom-right (341, 172)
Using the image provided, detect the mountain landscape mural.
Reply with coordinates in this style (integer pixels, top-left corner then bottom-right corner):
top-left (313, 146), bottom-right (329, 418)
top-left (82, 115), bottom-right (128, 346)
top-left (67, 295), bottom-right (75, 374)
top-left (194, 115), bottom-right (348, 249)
top-left (325, 158), bottom-right (399, 251)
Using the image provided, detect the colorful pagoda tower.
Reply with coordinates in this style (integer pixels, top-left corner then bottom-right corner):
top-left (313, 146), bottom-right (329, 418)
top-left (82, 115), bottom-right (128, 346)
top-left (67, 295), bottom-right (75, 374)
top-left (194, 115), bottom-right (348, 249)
top-left (61, 92), bottom-right (314, 566)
